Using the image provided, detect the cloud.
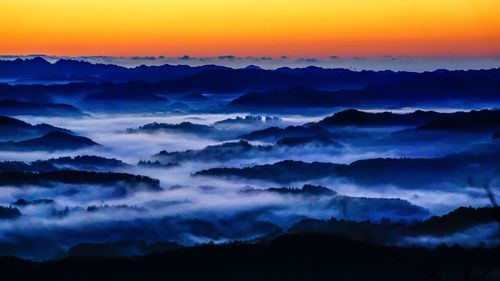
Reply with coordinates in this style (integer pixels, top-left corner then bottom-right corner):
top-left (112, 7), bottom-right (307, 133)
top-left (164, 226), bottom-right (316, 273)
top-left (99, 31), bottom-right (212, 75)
top-left (296, 58), bottom-right (318, 63)
top-left (0, 110), bottom-right (498, 260)
top-left (2, 55), bottom-right (499, 71)
top-left (217, 55), bottom-right (237, 60)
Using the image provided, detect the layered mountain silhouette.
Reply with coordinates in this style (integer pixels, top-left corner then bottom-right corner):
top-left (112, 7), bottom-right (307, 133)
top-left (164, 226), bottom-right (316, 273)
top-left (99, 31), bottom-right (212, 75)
top-left (213, 115), bottom-right (282, 128)
top-left (34, 155), bottom-right (129, 171)
top-left (317, 109), bottom-right (445, 127)
top-left (0, 99), bottom-right (85, 117)
top-left (0, 156), bottom-right (127, 173)
top-left (228, 87), bottom-right (352, 109)
top-left (415, 109), bottom-right (500, 132)
top-left (315, 109), bottom-right (500, 138)
top-left (0, 170), bottom-right (161, 191)
top-left (82, 83), bottom-right (170, 112)
top-left (275, 136), bottom-right (343, 147)
top-left (1, 56), bottom-right (499, 269)
top-left (137, 160), bottom-right (180, 169)
top-left (127, 122), bottom-right (235, 140)
top-left (0, 115), bottom-right (70, 141)
top-left (195, 143), bottom-right (500, 187)
top-left (247, 184), bottom-right (338, 196)
top-left (0, 161), bottom-right (46, 173)
top-left (1, 58), bottom-right (499, 113)
top-left (0, 57), bottom-right (229, 83)
top-left (383, 109), bottom-right (500, 145)
top-left (153, 140), bottom-right (272, 163)
top-left (150, 134), bottom-right (343, 164)
top-left (242, 184), bottom-right (429, 221)
top-left (239, 125), bottom-right (332, 142)
top-left (195, 160), bottom-right (342, 183)
top-left (289, 206), bottom-right (500, 245)
top-left (227, 76), bottom-right (500, 110)
top-left (0, 131), bottom-right (99, 151)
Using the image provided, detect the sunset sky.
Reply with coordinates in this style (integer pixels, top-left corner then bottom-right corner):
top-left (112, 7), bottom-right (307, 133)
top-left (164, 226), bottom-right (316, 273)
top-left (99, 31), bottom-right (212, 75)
top-left (1, 0), bottom-right (499, 57)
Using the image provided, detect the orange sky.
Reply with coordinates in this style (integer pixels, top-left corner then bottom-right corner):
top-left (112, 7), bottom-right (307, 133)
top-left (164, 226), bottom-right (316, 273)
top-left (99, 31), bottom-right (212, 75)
top-left (1, 0), bottom-right (499, 57)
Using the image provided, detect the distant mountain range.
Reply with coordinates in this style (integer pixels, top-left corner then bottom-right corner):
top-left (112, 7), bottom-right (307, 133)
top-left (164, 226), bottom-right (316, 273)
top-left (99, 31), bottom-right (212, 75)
top-left (226, 73), bottom-right (500, 109)
top-left (0, 57), bottom-right (229, 83)
top-left (1, 58), bottom-right (499, 113)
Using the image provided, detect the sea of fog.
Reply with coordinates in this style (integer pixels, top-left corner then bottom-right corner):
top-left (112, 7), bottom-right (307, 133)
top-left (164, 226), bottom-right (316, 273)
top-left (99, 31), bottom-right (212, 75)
top-left (0, 111), bottom-right (496, 259)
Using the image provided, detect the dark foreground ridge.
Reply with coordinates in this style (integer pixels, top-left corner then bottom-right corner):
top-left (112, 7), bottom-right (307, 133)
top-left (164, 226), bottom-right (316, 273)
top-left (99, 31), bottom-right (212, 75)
top-left (0, 233), bottom-right (498, 281)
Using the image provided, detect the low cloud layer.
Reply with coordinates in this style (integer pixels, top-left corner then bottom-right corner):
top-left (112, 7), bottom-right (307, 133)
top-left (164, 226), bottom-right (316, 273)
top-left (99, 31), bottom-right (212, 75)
top-left (0, 109), bottom-right (498, 260)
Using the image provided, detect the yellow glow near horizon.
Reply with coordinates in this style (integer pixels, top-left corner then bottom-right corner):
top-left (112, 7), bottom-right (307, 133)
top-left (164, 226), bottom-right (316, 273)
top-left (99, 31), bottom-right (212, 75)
top-left (1, 0), bottom-right (499, 56)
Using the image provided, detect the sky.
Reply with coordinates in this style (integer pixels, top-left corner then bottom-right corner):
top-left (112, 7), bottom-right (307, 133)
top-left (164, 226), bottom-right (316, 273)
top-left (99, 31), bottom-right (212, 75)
top-left (1, 0), bottom-right (500, 57)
